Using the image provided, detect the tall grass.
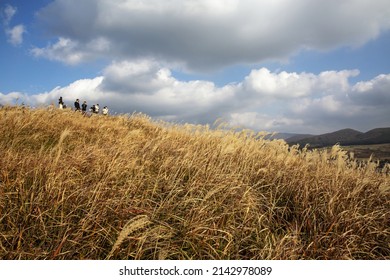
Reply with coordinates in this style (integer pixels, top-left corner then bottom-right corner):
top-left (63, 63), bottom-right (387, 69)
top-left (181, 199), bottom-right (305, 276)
top-left (0, 106), bottom-right (389, 259)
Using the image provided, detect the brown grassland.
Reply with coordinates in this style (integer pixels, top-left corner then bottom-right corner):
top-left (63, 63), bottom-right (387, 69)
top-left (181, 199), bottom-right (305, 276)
top-left (0, 106), bottom-right (389, 259)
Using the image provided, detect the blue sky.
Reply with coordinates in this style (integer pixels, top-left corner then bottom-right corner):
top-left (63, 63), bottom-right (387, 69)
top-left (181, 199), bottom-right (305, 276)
top-left (1, 0), bottom-right (390, 134)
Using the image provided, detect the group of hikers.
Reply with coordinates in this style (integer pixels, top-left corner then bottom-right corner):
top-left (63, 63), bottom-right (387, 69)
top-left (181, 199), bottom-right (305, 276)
top-left (58, 97), bottom-right (109, 116)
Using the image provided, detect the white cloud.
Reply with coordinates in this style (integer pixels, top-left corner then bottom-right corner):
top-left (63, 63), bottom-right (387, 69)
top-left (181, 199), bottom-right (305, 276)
top-left (351, 74), bottom-right (390, 105)
top-left (1, 61), bottom-right (389, 134)
top-left (6, 24), bottom-right (25, 45)
top-left (34, 77), bottom-right (105, 106)
top-left (99, 60), bottom-right (237, 121)
top-left (2, 5), bottom-right (26, 46)
top-left (101, 60), bottom-right (176, 94)
top-left (31, 37), bottom-right (110, 64)
top-left (229, 112), bottom-right (304, 131)
top-left (2, 5), bottom-right (16, 25)
top-left (243, 68), bottom-right (316, 98)
top-left (33, 0), bottom-right (390, 70)
top-left (0, 91), bottom-right (25, 105)
top-left (317, 70), bottom-right (360, 94)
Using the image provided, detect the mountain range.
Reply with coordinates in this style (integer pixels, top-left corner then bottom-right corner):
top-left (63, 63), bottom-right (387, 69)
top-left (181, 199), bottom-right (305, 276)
top-left (283, 127), bottom-right (390, 148)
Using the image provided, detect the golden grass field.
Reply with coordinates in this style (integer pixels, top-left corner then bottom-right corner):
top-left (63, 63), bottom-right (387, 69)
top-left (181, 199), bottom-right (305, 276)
top-left (0, 106), bottom-right (389, 259)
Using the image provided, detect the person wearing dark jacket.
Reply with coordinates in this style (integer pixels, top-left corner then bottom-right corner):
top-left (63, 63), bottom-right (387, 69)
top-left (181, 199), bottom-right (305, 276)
top-left (81, 101), bottom-right (87, 114)
top-left (74, 99), bottom-right (81, 111)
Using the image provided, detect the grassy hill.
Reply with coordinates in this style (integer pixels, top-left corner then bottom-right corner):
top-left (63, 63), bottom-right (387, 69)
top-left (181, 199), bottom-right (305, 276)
top-left (0, 106), bottom-right (389, 260)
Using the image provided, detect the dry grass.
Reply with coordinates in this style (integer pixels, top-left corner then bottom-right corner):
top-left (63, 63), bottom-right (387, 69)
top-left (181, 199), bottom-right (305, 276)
top-left (0, 106), bottom-right (389, 260)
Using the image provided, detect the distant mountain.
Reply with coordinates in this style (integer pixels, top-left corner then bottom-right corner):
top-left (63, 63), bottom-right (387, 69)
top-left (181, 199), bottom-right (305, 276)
top-left (283, 133), bottom-right (315, 143)
top-left (286, 127), bottom-right (390, 147)
top-left (264, 132), bottom-right (301, 140)
top-left (355, 128), bottom-right (390, 145)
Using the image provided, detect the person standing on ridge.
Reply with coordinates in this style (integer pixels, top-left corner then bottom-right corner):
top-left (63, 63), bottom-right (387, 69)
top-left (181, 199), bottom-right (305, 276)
top-left (102, 106), bottom-right (109, 116)
top-left (58, 97), bottom-right (64, 109)
top-left (74, 99), bottom-right (81, 111)
top-left (81, 101), bottom-right (87, 115)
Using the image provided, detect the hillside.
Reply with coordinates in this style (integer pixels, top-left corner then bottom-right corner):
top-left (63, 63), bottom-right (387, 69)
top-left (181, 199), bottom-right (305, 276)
top-left (287, 128), bottom-right (390, 147)
top-left (0, 106), bottom-right (389, 260)
top-left (283, 133), bottom-right (314, 143)
top-left (262, 132), bottom-right (297, 140)
top-left (356, 128), bottom-right (390, 145)
top-left (264, 132), bottom-right (314, 141)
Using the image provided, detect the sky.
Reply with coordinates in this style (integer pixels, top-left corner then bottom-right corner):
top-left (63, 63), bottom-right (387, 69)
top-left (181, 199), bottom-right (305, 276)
top-left (1, 0), bottom-right (390, 134)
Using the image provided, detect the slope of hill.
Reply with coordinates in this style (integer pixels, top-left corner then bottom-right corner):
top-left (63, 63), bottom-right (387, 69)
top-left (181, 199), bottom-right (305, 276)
top-left (287, 128), bottom-right (390, 147)
top-left (283, 133), bottom-right (315, 143)
top-left (356, 128), bottom-right (390, 145)
top-left (0, 106), bottom-right (389, 260)
top-left (263, 132), bottom-right (298, 140)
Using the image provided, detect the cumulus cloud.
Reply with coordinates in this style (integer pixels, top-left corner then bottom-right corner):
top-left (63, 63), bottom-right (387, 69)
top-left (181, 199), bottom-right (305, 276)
top-left (0, 91), bottom-right (25, 105)
top-left (2, 5), bottom-right (25, 46)
top-left (101, 60), bottom-right (176, 94)
top-left (243, 68), bottom-right (316, 98)
top-left (6, 24), bottom-right (25, 45)
top-left (99, 60), bottom-right (237, 122)
top-left (31, 37), bottom-right (110, 64)
top-left (32, 0), bottom-right (390, 70)
top-left (351, 74), bottom-right (390, 105)
top-left (1, 61), bottom-right (389, 134)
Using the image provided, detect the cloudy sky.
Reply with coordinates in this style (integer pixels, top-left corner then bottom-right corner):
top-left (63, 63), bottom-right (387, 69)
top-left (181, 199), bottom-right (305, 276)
top-left (1, 0), bottom-right (389, 134)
